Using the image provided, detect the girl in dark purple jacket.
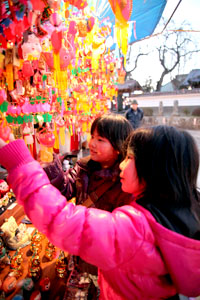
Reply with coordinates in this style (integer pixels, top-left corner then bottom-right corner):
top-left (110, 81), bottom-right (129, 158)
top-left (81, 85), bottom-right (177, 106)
top-left (44, 113), bottom-right (133, 212)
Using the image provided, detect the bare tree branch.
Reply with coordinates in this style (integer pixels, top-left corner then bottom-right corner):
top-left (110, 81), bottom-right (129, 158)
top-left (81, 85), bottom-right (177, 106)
top-left (155, 24), bottom-right (200, 91)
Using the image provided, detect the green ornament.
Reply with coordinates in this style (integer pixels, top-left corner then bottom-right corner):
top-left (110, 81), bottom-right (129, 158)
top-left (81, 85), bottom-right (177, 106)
top-left (43, 113), bottom-right (52, 122)
top-left (72, 68), bottom-right (78, 76)
top-left (42, 74), bottom-right (47, 81)
top-left (6, 115), bottom-right (13, 123)
top-left (13, 117), bottom-right (18, 124)
top-left (23, 115), bottom-right (33, 123)
top-left (0, 101), bottom-right (8, 112)
top-left (34, 115), bottom-right (39, 123)
top-left (17, 115), bottom-right (24, 124)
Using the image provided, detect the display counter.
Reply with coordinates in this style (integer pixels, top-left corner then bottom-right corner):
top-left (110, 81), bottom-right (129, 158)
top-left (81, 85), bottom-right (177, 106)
top-left (0, 203), bottom-right (69, 299)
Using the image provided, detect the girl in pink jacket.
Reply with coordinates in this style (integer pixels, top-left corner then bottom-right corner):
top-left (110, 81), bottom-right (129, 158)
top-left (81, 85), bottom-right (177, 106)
top-left (0, 125), bottom-right (200, 300)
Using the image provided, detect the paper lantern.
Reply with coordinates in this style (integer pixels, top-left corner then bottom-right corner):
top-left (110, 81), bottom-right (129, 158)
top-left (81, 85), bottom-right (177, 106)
top-left (39, 130), bottom-right (55, 147)
top-left (43, 46), bottom-right (73, 70)
top-left (108, 0), bottom-right (132, 23)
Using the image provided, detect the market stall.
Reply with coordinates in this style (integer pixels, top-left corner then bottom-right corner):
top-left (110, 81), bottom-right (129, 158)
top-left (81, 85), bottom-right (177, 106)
top-left (0, 203), bottom-right (71, 299)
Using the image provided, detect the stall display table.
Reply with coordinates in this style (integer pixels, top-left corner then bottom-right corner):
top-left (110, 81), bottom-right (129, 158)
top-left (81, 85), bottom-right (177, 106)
top-left (0, 204), bottom-right (69, 299)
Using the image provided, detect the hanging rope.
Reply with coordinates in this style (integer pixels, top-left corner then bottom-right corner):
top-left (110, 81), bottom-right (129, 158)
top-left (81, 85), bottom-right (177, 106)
top-left (161, 0), bottom-right (183, 33)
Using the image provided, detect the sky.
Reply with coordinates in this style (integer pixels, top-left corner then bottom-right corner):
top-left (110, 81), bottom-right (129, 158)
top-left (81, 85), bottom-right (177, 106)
top-left (129, 0), bottom-right (200, 88)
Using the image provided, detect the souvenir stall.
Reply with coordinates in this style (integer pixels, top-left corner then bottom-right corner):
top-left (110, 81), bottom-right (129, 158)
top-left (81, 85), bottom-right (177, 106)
top-left (0, 0), bottom-right (167, 298)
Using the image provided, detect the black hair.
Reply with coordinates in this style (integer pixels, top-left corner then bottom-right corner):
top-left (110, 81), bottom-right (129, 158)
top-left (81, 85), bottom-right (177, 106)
top-left (126, 125), bottom-right (200, 208)
top-left (91, 113), bottom-right (132, 160)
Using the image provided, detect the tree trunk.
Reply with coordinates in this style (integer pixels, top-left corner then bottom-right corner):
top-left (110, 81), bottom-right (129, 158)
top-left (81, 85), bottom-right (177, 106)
top-left (156, 70), bottom-right (168, 91)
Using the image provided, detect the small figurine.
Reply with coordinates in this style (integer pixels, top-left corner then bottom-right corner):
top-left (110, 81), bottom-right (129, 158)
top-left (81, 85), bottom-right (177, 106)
top-left (44, 241), bottom-right (56, 261)
top-left (0, 237), bottom-right (10, 268)
top-left (30, 230), bottom-right (42, 254)
top-left (28, 251), bottom-right (42, 281)
top-left (10, 248), bottom-right (23, 278)
top-left (21, 277), bottom-right (34, 299)
top-left (0, 180), bottom-right (9, 198)
top-left (2, 275), bottom-right (17, 294)
top-left (39, 277), bottom-right (50, 292)
top-left (0, 216), bottom-right (31, 250)
top-left (55, 251), bottom-right (67, 278)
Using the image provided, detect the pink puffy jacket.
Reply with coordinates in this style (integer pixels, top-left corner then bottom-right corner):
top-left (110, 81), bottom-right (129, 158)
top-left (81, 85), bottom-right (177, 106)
top-left (0, 140), bottom-right (200, 300)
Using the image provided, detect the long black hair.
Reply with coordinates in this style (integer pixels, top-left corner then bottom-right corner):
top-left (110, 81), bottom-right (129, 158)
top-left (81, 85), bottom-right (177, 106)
top-left (91, 113), bottom-right (133, 161)
top-left (126, 125), bottom-right (200, 238)
top-left (126, 125), bottom-right (200, 207)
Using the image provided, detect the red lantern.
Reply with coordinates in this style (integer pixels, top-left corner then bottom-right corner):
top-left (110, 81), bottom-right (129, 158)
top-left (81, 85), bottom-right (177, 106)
top-left (39, 130), bottom-right (55, 147)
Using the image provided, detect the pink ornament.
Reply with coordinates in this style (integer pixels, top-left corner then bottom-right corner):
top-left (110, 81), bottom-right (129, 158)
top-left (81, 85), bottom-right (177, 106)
top-left (87, 17), bottom-right (95, 32)
top-left (35, 103), bottom-right (41, 112)
top-left (51, 30), bottom-right (63, 54)
top-left (42, 103), bottom-right (50, 112)
top-left (43, 45), bottom-right (74, 70)
top-left (0, 88), bottom-right (6, 105)
top-left (22, 103), bottom-right (31, 114)
top-left (0, 122), bottom-right (11, 142)
top-left (49, 12), bottom-right (62, 27)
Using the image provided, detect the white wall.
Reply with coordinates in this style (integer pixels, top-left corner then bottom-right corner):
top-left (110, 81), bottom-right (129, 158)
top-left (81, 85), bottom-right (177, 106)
top-left (129, 91), bottom-right (200, 108)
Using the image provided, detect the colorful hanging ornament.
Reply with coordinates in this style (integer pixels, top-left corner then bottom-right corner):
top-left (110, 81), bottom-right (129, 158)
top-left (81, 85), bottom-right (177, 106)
top-left (21, 32), bottom-right (42, 60)
top-left (51, 30), bottom-right (63, 54)
top-left (0, 89), bottom-right (6, 105)
top-left (38, 128), bottom-right (55, 162)
top-left (0, 119), bottom-right (11, 142)
top-left (30, 0), bottom-right (46, 12)
top-left (6, 64), bottom-right (14, 91)
top-left (108, 0), bottom-right (132, 24)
